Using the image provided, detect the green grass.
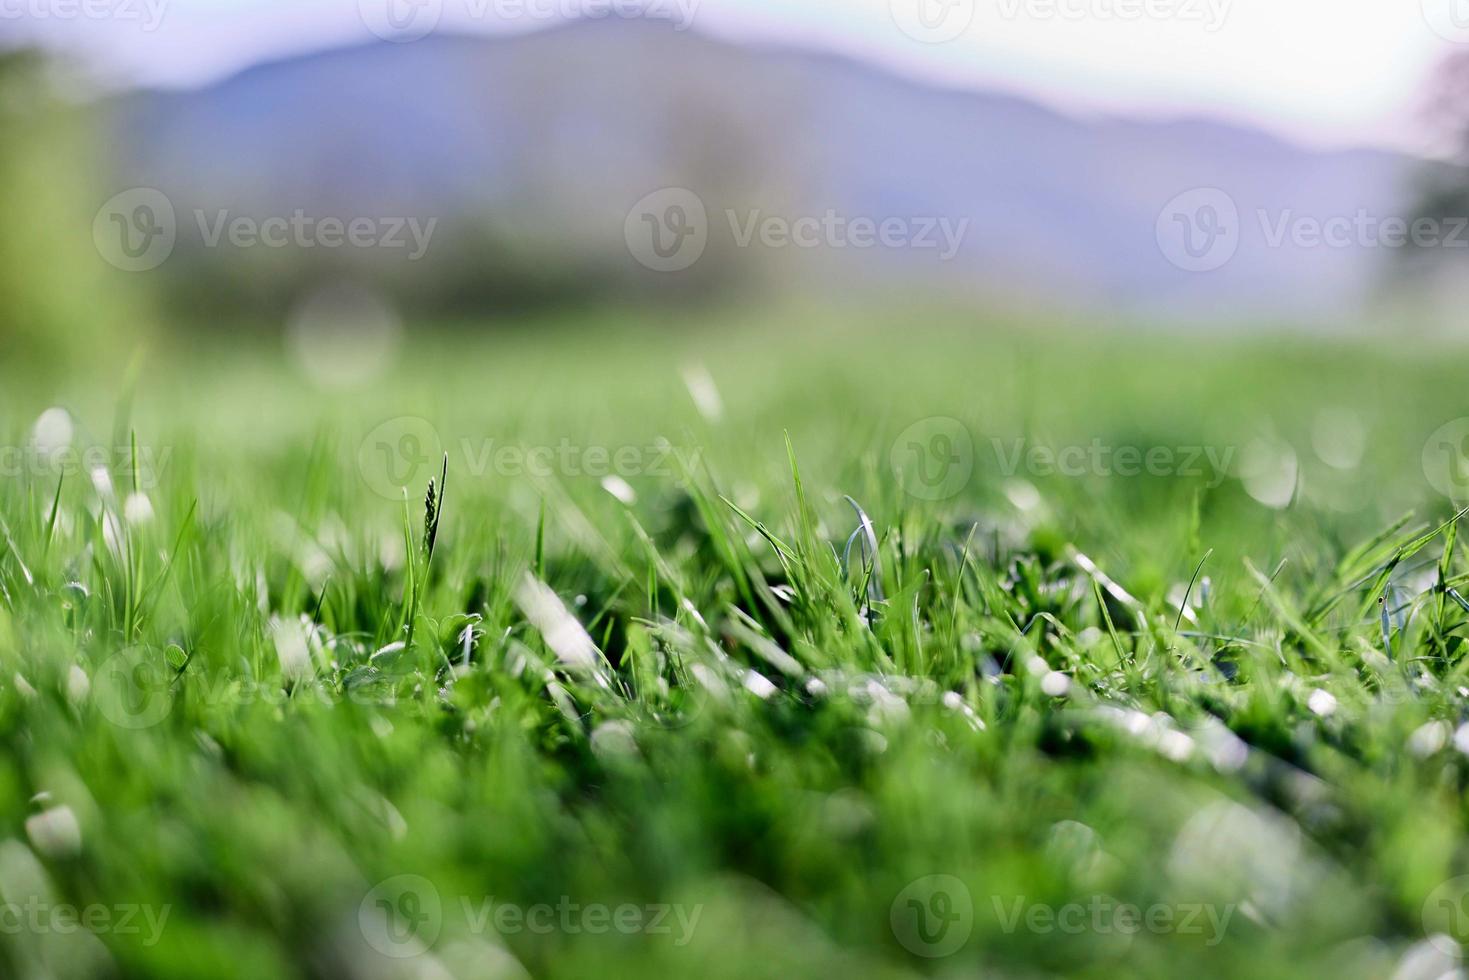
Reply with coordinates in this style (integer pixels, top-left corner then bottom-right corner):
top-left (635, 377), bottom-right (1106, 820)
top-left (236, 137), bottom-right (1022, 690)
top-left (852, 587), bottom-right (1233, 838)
top-left (5, 308), bottom-right (1469, 979)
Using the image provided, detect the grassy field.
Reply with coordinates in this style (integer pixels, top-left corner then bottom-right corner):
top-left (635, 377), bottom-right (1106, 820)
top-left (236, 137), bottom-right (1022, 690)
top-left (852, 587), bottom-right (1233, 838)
top-left (5, 308), bottom-right (1469, 979)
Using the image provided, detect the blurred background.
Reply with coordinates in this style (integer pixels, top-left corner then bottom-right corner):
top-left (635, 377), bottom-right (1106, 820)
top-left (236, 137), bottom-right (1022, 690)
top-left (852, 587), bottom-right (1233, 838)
top-left (4, 0), bottom-right (1469, 368)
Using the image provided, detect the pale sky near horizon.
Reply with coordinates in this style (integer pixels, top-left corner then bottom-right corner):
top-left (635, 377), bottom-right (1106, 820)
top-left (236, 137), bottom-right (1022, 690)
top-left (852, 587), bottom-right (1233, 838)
top-left (2, 0), bottom-right (1462, 154)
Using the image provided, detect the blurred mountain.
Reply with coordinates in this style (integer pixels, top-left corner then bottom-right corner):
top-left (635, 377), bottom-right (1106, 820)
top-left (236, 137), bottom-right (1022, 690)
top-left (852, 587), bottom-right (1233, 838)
top-left (103, 19), bottom-right (1417, 322)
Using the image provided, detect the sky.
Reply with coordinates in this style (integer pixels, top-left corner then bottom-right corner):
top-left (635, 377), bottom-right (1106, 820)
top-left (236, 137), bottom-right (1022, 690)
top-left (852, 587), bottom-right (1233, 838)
top-left (1, 0), bottom-right (1462, 153)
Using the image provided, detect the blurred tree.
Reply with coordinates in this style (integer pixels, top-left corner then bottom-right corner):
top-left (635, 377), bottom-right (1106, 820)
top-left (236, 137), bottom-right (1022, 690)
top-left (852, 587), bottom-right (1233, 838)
top-left (0, 51), bottom-right (145, 365)
top-left (1400, 55), bottom-right (1469, 290)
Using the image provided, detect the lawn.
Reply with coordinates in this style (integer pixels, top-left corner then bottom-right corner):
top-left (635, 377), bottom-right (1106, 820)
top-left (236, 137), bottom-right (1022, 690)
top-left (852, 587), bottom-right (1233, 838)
top-left (2, 307), bottom-right (1469, 979)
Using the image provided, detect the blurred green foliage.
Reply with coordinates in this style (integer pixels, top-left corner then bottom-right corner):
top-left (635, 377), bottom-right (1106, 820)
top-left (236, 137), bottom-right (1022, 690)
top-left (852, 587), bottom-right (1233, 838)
top-left (0, 51), bottom-right (145, 366)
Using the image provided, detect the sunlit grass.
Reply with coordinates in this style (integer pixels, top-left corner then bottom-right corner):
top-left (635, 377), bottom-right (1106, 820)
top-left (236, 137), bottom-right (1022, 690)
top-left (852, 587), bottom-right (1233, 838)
top-left (2, 312), bottom-right (1469, 979)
